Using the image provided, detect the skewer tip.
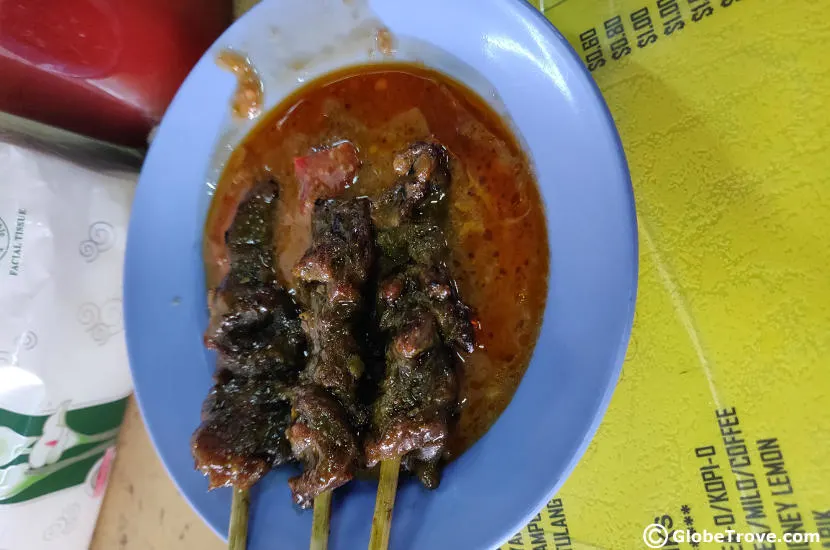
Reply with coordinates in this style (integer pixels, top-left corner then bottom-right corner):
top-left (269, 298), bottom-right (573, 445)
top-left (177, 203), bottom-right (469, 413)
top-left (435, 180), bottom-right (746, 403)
top-left (228, 487), bottom-right (250, 550)
top-left (369, 457), bottom-right (402, 550)
top-left (310, 490), bottom-right (333, 550)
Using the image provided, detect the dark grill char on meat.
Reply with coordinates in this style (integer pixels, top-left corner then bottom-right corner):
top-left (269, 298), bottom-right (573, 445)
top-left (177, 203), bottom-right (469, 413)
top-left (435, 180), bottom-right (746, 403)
top-left (193, 144), bottom-right (474, 500)
top-left (287, 198), bottom-right (374, 508)
top-left (192, 180), bottom-right (306, 490)
top-left (366, 142), bottom-right (475, 489)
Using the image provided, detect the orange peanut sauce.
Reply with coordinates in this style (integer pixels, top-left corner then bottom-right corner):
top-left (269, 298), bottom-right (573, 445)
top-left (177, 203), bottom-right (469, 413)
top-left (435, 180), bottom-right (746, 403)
top-left (205, 63), bottom-right (549, 457)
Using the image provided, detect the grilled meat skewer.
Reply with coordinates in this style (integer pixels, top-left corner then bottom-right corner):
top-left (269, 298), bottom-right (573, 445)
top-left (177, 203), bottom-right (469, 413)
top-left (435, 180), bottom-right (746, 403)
top-left (366, 142), bottom-right (475, 488)
top-left (288, 197), bottom-right (375, 507)
top-left (192, 179), bottom-right (306, 490)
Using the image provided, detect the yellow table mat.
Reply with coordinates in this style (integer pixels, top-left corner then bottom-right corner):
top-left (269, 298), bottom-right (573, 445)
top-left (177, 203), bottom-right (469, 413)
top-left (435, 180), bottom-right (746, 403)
top-left (505, 0), bottom-right (830, 547)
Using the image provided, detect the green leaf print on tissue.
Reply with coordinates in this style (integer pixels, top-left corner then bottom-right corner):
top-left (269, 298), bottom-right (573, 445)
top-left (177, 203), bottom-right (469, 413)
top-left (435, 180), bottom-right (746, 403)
top-left (0, 398), bottom-right (127, 504)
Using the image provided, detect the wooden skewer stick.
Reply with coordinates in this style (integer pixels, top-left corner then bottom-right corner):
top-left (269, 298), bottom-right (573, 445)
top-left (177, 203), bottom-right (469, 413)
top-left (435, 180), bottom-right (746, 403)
top-left (228, 487), bottom-right (250, 550)
top-left (368, 457), bottom-right (402, 550)
top-left (310, 490), bottom-right (333, 550)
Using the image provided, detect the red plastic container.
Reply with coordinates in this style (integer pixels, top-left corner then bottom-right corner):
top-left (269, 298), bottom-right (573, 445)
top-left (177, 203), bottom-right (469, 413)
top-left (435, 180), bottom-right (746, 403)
top-left (0, 0), bottom-right (232, 147)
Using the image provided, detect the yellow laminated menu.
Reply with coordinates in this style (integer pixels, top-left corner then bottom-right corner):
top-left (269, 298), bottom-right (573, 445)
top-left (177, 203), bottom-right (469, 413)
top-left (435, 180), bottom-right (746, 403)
top-left (505, 0), bottom-right (830, 548)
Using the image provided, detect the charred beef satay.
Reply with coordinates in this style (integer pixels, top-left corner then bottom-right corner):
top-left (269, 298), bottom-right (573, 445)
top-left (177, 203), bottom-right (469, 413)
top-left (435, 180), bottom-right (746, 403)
top-left (192, 180), bottom-right (305, 490)
top-left (366, 142), bottom-right (475, 488)
top-left (368, 277), bottom-right (458, 488)
top-left (373, 142), bottom-right (474, 352)
top-left (287, 198), bottom-right (374, 507)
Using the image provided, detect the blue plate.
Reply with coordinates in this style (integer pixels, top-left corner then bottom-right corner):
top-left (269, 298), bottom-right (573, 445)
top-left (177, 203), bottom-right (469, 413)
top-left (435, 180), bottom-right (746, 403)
top-left (125, 0), bottom-right (637, 548)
